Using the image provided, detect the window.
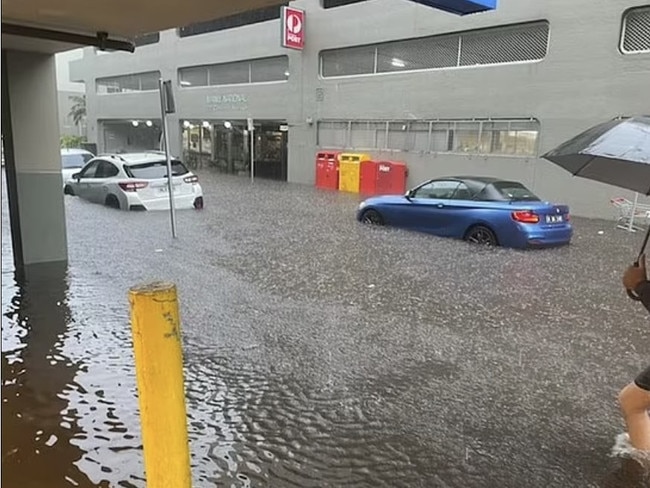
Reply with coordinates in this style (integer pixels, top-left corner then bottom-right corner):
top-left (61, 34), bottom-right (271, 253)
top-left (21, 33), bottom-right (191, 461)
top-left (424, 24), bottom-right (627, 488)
top-left (387, 122), bottom-right (412, 151)
top-left (430, 122), bottom-right (453, 152)
top-left (621, 6), bottom-right (650, 53)
top-left (139, 73), bottom-right (160, 91)
top-left (96, 71), bottom-right (160, 94)
top-left (451, 183), bottom-right (473, 200)
top-left (459, 22), bottom-right (549, 66)
top-left (251, 57), bottom-right (290, 83)
top-left (61, 152), bottom-right (93, 169)
top-left (179, 66), bottom-right (207, 87)
top-left (179, 57), bottom-right (288, 87)
top-left (178, 4), bottom-right (286, 37)
top-left (317, 121), bottom-right (349, 148)
top-left (492, 181), bottom-right (540, 201)
top-left (79, 161), bottom-right (100, 178)
top-left (320, 45), bottom-right (375, 77)
top-left (488, 121), bottom-right (539, 156)
top-left (97, 161), bottom-right (120, 178)
top-left (453, 122), bottom-right (480, 152)
top-left (209, 61), bottom-right (249, 85)
top-left (134, 32), bottom-right (160, 47)
top-left (320, 21), bottom-right (549, 77)
top-left (413, 181), bottom-right (461, 199)
top-left (317, 118), bottom-right (540, 156)
top-left (322, 0), bottom-right (366, 8)
top-left (376, 35), bottom-right (458, 73)
top-left (350, 121), bottom-right (383, 149)
top-left (125, 160), bottom-right (189, 179)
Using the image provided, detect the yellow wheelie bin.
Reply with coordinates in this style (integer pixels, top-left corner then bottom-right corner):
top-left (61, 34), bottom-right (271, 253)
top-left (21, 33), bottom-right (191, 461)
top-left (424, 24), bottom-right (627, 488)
top-left (338, 153), bottom-right (371, 193)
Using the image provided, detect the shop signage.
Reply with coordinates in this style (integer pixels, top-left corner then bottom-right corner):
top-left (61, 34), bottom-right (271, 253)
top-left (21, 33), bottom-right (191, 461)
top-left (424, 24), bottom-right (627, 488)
top-left (281, 6), bottom-right (305, 50)
top-left (206, 94), bottom-right (248, 111)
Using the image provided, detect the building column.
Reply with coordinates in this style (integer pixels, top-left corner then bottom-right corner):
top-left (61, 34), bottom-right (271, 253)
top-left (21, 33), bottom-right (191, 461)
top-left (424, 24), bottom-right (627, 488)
top-left (1, 50), bottom-right (67, 267)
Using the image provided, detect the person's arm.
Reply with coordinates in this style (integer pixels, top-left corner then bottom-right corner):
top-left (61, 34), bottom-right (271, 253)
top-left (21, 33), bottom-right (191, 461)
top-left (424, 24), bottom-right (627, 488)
top-left (623, 254), bottom-right (649, 313)
top-left (635, 281), bottom-right (650, 313)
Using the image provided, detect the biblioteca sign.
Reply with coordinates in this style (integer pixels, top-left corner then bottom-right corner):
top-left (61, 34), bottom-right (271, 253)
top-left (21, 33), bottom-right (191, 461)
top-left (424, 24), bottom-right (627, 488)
top-left (206, 94), bottom-right (248, 111)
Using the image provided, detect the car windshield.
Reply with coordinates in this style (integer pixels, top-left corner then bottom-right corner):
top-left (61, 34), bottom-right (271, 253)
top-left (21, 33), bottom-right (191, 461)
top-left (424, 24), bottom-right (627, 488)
top-left (61, 153), bottom-right (93, 169)
top-left (493, 181), bottom-right (540, 201)
top-left (125, 160), bottom-right (189, 179)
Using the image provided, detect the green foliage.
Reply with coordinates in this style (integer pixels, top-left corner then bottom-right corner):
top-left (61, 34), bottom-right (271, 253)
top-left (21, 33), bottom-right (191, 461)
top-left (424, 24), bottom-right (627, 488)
top-left (68, 95), bottom-right (86, 127)
top-left (60, 134), bottom-right (87, 149)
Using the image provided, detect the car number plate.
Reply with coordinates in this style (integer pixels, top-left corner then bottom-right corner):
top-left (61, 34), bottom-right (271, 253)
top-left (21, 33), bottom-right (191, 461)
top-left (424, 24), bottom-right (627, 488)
top-left (546, 215), bottom-right (563, 223)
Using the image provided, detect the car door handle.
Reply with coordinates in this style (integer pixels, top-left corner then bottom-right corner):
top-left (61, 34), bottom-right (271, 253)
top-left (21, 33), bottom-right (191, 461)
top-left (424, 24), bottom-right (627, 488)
top-left (436, 204), bottom-right (445, 208)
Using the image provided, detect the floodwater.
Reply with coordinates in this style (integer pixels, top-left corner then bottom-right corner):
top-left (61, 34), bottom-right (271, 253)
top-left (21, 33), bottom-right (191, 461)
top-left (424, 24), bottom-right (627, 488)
top-left (2, 170), bottom-right (649, 487)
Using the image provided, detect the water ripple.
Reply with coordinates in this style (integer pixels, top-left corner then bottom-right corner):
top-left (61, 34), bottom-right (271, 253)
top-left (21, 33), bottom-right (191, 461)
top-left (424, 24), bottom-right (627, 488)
top-left (2, 171), bottom-right (649, 487)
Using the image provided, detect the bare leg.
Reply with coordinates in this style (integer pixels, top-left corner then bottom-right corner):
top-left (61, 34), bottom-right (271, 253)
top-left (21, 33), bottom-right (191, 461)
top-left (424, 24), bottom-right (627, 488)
top-left (619, 383), bottom-right (650, 450)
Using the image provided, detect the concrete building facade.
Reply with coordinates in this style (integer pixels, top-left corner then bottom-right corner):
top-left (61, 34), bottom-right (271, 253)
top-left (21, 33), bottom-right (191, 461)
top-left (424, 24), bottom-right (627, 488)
top-left (56, 50), bottom-right (87, 137)
top-left (70, 0), bottom-right (650, 218)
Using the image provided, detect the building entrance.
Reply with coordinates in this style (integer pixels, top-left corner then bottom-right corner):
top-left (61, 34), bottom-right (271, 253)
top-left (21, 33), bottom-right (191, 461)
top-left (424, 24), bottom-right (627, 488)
top-left (182, 119), bottom-right (288, 181)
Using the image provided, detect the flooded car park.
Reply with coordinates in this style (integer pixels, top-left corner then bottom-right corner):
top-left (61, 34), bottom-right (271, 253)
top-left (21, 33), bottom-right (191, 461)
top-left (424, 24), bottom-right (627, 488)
top-left (2, 171), bottom-right (649, 487)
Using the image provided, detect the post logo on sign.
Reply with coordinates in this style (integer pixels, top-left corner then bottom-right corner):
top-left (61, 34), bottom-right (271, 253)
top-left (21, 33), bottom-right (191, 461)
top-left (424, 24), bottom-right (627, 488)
top-left (281, 6), bottom-right (305, 50)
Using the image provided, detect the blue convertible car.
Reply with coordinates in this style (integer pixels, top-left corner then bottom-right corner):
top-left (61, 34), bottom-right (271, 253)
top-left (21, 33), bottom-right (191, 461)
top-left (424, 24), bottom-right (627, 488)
top-left (356, 176), bottom-right (572, 249)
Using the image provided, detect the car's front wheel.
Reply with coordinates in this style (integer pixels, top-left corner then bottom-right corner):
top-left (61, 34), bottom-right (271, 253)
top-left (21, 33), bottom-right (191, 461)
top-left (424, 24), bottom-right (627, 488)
top-left (64, 185), bottom-right (75, 196)
top-left (361, 209), bottom-right (384, 225)
top-left (465, 225), bottom-right (498, 246)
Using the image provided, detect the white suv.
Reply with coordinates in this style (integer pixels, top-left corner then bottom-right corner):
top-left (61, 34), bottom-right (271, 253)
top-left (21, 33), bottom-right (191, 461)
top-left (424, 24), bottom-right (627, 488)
top-left (64, 152), bottom-right (204, 211)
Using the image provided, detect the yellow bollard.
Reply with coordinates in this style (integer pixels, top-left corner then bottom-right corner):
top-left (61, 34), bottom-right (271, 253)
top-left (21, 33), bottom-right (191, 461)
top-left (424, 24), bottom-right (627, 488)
top-left (128, 282), bottom-right (191, 488)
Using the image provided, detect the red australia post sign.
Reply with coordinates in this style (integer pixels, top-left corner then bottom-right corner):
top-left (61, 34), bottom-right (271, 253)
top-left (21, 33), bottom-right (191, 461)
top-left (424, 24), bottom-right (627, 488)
top-left (281, 6), bottom-right (305, 50)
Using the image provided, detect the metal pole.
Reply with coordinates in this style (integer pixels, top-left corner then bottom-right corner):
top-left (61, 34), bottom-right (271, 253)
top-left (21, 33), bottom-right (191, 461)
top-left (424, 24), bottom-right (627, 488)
top-left (158, 79), bottom-right (177, 238)
top-left (198, 122), bottom-right (203, 169)
top-left (250, 128), bottom-right (255, 184)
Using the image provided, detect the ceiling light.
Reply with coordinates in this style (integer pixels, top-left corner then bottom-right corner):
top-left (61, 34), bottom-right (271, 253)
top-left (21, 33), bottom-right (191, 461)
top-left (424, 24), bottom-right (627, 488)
top-left (224, 121), bottom-right (232, 129)
top-left (391, 58), bottom-right (406, 68)
top-left (131, 120), bottom-right (139, 127)
top-left (145, 120), bottom-right (153, 127)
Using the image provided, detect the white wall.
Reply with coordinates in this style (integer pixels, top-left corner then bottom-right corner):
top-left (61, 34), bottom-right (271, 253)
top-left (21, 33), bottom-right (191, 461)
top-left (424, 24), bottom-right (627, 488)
top-left (55, 49), bottom-right (85, 93)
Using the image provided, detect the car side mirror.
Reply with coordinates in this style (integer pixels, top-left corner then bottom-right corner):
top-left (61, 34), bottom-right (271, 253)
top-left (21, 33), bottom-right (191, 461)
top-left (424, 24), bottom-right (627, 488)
top-left (72, 172), bottom-right (80, 180)
top-left (405, 189), bottom-right (415, 199)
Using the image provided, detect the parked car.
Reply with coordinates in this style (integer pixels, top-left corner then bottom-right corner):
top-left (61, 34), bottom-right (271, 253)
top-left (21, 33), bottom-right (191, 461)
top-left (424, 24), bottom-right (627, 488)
top-left (356, 176), bottom-right (572, 249)
top-left (61, 148), bottom-right (95, 186)
top-left (64, 152), bottom-right (204, 211)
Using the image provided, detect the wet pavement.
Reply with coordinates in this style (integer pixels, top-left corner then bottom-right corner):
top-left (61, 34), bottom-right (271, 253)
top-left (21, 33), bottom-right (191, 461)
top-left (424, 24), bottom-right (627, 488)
top-left (2, 170), bottom-right (649, 487)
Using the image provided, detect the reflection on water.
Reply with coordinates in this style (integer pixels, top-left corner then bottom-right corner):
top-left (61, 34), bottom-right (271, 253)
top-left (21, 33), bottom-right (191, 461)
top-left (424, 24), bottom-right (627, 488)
top-left (2, 263), bottom-right (99, 487)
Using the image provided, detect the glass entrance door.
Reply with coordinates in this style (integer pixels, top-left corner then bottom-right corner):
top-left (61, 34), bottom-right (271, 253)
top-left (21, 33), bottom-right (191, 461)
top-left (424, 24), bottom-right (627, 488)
top-left (254, 123), bottom-right (287, 181)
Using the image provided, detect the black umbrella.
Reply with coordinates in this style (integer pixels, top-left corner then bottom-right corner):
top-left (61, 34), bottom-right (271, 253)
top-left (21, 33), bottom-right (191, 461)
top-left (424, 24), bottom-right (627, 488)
top-left (542, 116), bottom-right (650, 300)
top-left (542, 116), bottom-right (650, 195)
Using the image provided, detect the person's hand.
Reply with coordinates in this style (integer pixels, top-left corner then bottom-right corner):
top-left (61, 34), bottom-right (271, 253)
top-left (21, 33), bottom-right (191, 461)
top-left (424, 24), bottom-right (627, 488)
top-left (623, 253), bottom-right (647, 290)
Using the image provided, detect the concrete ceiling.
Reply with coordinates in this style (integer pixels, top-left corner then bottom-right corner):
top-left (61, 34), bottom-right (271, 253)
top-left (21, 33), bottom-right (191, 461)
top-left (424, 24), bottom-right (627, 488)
top-left (2, 0), bottom-right (286, 52)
